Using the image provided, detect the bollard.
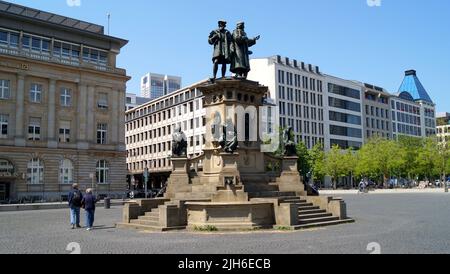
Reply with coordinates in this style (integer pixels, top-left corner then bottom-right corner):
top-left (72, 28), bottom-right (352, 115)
top-left (104, 197), bottom-right (111, 209)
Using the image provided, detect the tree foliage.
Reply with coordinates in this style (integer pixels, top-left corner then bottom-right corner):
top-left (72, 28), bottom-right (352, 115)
top-left (292, 135), bottom-right (450, 188)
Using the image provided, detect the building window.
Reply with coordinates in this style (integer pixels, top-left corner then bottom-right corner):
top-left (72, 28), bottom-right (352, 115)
top-left (60, 88), bottom-right (71, 107)
top-left (30, 84), bottom-right (42, 103)
top-left (0, 114), bottom-right (8, 138)
top-left (96, 160), bottom-right (109, 184)
top-left (59, 121), bottom-right (71, 143)
top-left (328, 83), bottom-right (360, 99)
top-left (97, 123), bottom-right (107, 144)
top-left (0, 30), bottom-right (19, 48)
top-left (59, 159), bottom-right (74, 184)
top-left (27, 158), bottom-right (44, 184)
top-left (0, 80), bottom-right (10, 99)
top-left (28, 118), bottom-right (41, 141)
top-left (97, 93), bottom-right (108, 109)
top-left (0, 159), bottom-right (14, 176)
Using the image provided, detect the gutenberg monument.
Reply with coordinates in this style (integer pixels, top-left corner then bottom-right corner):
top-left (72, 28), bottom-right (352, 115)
top-left (119, 21), bottom-right (353, 232)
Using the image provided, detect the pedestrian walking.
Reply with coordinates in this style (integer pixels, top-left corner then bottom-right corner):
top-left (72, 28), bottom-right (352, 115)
top-left (81, 188), bottom-right (97, 231)
top-left (68, 183), bottom-right (83, 229)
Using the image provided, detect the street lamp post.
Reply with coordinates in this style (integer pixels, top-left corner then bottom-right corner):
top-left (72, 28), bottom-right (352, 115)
top-left (89, 173), bottom-right (95, 194)
top-left (144, 167), bottom-right (149, 198)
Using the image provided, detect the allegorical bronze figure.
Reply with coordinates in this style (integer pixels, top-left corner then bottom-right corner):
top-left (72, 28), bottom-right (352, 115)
top-left (219, 120), bottom-right (238, 153)
top-left (230, 21), bottom-right (260, 79)
top-left (283, 127), bottom-right (297, 157)
top-left (172, 126), bottom-right (187, 157)
top-left (208, 20), bottom-right (232, 81)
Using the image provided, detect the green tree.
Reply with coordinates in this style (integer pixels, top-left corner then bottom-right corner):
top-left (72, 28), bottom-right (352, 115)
top-left (415, 137), bottom-right (438, 182)
top-left (309, 142), bottom-right (325, 184)
top-left (355, 136), bottom-right (405, 186)
top-left (296, 141), bottom-right (310, 180)
top-left (323, 145), bottom-right (348, 189)
top-left (436, 142), bottom-right (450, 184)
top-left (397, 135), bottom-right (422, 180)
top-left (343, 148), bottom-right (358, 188)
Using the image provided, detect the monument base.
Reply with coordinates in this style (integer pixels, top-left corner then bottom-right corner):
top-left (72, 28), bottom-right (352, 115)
top-left (277, 156), bottom-right (305, 195)
top-left (165, 157), bottom-right (191, 199)
top-left (119, 78), bottom-right (353, 232)
top-left (185, 201), bottom-right (274, 231)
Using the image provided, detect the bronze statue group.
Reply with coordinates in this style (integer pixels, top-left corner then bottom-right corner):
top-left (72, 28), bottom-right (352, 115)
top-left (172, 20), bottom-right (260, 157)
top-left (208, 20), bottom-right (260, 80)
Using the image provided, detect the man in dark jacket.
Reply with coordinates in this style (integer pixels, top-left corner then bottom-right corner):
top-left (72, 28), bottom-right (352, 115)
top-left (68, 183), bottom-right (83, 229)
top-left (208, 20), bottom-right (232, 80)
top-left (81, 188), bottom-right (97, 231)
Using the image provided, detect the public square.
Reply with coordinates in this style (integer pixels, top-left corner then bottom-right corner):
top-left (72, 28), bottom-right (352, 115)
top-left (1, 193), bottom-right (449, 254)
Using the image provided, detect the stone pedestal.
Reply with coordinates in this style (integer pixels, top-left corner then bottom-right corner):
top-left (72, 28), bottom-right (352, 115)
top-left (165, 157), bottom-right (191, 199)
top-left (212, 185), bottom-right (248, 203)
top-left (278, 156), bottom-right (305, 195)
top-left (219, 152), bottom-right (241, 187)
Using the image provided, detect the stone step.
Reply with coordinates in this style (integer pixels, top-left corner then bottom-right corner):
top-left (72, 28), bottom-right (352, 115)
top-left (292, 219), bottom-right (355, 230)
top-left (292, 202), bottom-right (314, 207)
top-left (241, 175), bottom-right (271, 182)
top-left (248, 191), bottom-right (297, 198)
top-left (174, 192), bottom-right (215, 200)
top-left (297, 205), bottom-right (320, 211)
top-left (279, 197), bottom-right (303, 203)
top-left (130, 219), bottom-right (160, 226)
top-left (243, 184), bottom-right (279, 192)
top-left (298, 209), bottom-right (327, 215)
top-left (298, 212), bottom-right (333, 220)
top-left (116, 222), bottom-right (186, 232)
top-left (145, 212), bottom-right (159, 218)
top-left (298, 216), bottom-right (340, 225)
top-left (138, 216), bottom-right (159, 222)
top-left (191, 185), bottom-right (218, 193)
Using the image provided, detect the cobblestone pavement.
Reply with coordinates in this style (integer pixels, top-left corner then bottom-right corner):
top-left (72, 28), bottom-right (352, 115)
top-left (0, 193), bottom-right (449, 254)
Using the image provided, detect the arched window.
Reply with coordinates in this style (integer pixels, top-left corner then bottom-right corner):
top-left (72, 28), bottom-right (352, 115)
top-left (0, 159), bottom-right (14, 176)
top-left (96, 160), bottom-right (109, 184)
top-left (245, 113), bottom-right (250, 142)
top-left (59, 159), bottom-right (74, 184)
top-left (27, 158), bottom-right (43, 184)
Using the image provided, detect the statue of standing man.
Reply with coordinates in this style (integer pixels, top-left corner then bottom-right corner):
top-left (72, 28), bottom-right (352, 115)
top-left (208, 20), bottom-right (232, 81)
top-left (230, 21), bottom-right (260, 79)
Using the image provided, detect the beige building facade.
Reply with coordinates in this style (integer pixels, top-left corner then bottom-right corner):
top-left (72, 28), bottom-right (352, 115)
top-left (362, 83), bottom-right (392, 140)
top-left (0, 1), bottom-right (130, 202)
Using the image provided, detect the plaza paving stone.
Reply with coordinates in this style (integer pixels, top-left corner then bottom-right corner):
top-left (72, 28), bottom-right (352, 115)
top-left (0, 193), bottom-right (449, 254)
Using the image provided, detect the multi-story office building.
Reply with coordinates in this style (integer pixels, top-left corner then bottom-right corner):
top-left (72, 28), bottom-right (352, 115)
top-left (436, 113), bottom-right (450, 145)
top-left (125, 80), bottom-right (207, 188)
top-left (248, 56), bottom-right (326, 149)
top-left (436, 112), bottom-right (450, 126)
top-left (391, 70), bottom-right (436, 139)
top-left (125, 93), bottom-right (151, 111)
top-left (0, 1), bottom-right (129, 202)
top-left (248, 56), bottom-right (364, 150)
top-left (437, 124), bottom-right (450, 144)
top-left (324, 75), bottom-right (364, 150)
top-left (361, 83), bottom-right (392, 140)
top-left (140, 73), bottom-right (181, 100)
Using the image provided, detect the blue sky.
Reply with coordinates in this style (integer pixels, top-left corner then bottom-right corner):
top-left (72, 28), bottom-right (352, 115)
top-left (8, 0), bottom-right (450, 112)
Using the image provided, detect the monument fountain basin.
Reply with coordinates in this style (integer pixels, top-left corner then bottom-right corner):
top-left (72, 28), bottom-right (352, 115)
top-left (185, 201), bottom-right (275, 230)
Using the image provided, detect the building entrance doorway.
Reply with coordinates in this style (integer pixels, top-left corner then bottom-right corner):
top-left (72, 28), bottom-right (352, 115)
top-left (0, 183), bottom-right (9, 202)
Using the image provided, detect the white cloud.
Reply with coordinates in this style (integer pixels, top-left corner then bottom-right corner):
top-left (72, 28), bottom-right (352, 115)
top-left (66, 0), bottom-right (81, 7)
top-left (367, 0), bottom-right (382, 7)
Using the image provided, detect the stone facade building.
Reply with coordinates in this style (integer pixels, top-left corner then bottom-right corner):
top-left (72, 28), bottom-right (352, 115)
top-left (0, 1), bottom-right (130, 202)
top-left (125, 80), bottom-right (207, 189)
